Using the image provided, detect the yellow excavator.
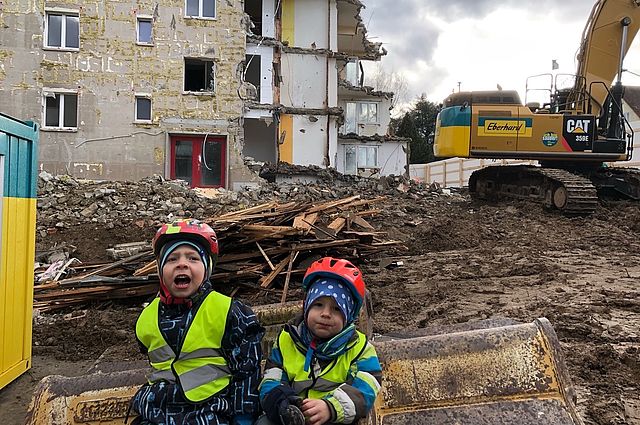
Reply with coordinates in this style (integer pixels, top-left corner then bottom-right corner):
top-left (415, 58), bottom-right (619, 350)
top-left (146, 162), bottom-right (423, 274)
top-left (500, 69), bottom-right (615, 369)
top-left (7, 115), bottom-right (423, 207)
top-left (434, 0), bottom-right (640, 214)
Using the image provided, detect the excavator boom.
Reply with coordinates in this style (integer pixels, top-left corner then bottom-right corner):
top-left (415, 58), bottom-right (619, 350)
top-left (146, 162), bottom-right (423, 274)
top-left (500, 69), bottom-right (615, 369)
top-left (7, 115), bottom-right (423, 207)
top-left (574, 0), bottom-right (640, 115)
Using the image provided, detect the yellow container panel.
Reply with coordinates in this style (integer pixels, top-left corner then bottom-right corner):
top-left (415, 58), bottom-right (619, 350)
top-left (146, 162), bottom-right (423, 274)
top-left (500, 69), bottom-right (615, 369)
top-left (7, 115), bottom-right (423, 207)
top-left (0, 197), bottom-right (36, 389)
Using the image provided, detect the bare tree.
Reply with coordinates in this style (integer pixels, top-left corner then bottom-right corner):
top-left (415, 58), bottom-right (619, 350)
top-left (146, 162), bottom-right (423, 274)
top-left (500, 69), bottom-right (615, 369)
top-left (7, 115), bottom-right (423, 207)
top-left (364, 63), bottom-right (409, 111)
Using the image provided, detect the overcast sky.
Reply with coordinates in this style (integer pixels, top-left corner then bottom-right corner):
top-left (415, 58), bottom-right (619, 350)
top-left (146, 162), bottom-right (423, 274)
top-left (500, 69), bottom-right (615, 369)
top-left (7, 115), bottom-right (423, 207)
top-left (360, 0), bottom-right (640, 111)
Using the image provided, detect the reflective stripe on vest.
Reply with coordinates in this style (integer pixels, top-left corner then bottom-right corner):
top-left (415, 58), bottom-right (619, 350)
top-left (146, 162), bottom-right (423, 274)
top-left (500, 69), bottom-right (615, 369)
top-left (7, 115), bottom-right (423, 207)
top-left (278, 330), bottom-right (367, 399)
top-left (135, 292), bottom-right (233, 402)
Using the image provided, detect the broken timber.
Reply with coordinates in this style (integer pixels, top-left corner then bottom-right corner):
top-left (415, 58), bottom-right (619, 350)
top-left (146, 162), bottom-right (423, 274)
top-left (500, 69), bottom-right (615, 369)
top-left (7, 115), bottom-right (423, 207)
top-left (33, 195), bottom-right (402, 312)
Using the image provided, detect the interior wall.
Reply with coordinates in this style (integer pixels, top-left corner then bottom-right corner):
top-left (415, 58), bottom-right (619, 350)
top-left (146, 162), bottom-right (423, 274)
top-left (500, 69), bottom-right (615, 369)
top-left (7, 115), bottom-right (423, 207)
top-left (243, 118), bottom-right (277, 162)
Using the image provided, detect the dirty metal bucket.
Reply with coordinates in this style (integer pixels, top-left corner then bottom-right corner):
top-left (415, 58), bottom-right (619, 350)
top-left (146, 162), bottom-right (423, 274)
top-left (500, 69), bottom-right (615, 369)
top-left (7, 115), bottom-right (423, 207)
top-left (370, 317), bottom-right (583, 425)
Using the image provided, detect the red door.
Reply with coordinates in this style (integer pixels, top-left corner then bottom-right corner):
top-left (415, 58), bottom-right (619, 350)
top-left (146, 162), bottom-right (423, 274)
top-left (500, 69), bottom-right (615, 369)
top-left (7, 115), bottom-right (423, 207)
top-left (169, 135), bottom-right (226, 188)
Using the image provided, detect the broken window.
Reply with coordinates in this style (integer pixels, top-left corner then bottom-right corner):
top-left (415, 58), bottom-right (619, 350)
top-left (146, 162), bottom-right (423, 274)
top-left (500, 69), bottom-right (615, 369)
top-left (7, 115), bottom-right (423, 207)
top-left (44, 91), bottom-right (78, 129)
top-left (358, 145), bottom-right (378, 168)
top-left (184, 58), bottom-right (215, 92)
top-left (45, 12), bottom-right (79, 49)
top-left (135, 96), bottom-right (152, 122)
top-left (344, 102), bottom-right (357, 134)
top-left (186, 0), bottom-right (215, 18)
top-left (359, 102), bottom-right (378, 124)
top-left (345, 58), bottom-right (361, 86)
top-left (344, 144), bottom-right (378, 175)
top-left (244, 0), bottom-right (262, 36)
top-left (244, 55), bottom-right (261, 101)
top-left (343, 102), bottom-right (378, 134)
top-left (137, 17), bottom-right (153, 44)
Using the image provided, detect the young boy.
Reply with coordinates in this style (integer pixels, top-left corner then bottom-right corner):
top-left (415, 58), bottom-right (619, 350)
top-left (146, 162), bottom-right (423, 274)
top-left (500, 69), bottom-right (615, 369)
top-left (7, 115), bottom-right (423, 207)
top-left (258, 257), bottom-right (382, 425)
top-left (131, 219), bottom-right (264, 425)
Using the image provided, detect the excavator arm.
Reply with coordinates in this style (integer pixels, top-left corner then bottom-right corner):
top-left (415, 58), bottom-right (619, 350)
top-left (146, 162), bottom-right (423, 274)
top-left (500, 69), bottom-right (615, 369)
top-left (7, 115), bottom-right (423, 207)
top-left (573, 0), bottom-right (640, 115)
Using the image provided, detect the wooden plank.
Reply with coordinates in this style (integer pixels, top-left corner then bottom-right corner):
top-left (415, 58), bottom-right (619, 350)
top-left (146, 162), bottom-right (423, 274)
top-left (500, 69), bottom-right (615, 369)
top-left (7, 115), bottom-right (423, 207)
top-left (293, 212), bottom-right (318, 231)
top-left (349, 214), bottom-right (375, 230)
top-left (280, 249), bottom-right (299, 304)
top-left (215, 202), bottom-right (278, 219)
top-left (327, 217), bottom-right (346, 233)
top-left (58, 251), bottom-right (152, 286)
top-left (259, 256), bottom-right (290, 288)
top-left (306, 195), bottom-right (361, 213)
top-left (338, 196), bottom-right (386, 210)
top-left (242, 224), bottom-right (302, 236)
top-left (256, 242), bottom-right (275, 270)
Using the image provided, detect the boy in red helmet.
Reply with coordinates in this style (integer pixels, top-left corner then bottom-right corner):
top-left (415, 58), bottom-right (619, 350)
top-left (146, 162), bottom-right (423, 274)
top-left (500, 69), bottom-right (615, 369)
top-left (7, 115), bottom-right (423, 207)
top-left (258, 257), bottom-right (382, 425)
top-left (131, 219), bottom-right (264, 425)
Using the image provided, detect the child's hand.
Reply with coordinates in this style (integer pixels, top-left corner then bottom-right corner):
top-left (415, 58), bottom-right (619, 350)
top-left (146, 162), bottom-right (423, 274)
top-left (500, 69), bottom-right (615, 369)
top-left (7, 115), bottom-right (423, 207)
top-left (301, 399), bottom-right (331, 425)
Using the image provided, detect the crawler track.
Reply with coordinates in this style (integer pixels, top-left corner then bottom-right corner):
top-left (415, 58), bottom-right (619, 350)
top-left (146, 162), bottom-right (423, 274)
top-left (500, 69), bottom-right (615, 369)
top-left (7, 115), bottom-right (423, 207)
top-left (469, 165), bottom-right (599, 215)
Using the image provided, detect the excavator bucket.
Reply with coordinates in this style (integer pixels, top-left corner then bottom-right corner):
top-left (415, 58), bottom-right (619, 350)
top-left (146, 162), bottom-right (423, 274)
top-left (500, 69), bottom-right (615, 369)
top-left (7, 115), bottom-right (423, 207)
top-left (26, 306), bottom-right (581, 424)
top-left (370, 317), bottom-right (583, 425)
top-left (25, 301), bottom-right (310, 425)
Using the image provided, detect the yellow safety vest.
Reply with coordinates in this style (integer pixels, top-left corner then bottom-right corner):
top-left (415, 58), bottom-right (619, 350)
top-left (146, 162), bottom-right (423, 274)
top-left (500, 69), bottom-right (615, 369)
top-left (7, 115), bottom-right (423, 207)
top-left (135, 291), bottom-right (232, 402)
top-left (278, 329), bottom-right (367, 399)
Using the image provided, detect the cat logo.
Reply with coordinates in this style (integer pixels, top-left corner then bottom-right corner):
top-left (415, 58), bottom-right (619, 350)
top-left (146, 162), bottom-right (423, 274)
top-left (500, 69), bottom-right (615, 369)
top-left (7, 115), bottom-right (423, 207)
top-left (566, 119), bottom-right (590, 134)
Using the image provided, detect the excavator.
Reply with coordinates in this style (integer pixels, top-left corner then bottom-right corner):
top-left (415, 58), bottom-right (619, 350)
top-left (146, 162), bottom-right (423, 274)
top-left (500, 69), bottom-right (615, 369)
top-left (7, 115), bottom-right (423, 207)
top-left (434, 0), bottom-right (640, 214)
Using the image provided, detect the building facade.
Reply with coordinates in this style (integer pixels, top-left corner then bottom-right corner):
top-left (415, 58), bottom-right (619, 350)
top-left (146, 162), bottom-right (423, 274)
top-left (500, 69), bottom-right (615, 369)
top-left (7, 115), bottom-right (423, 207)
top-left (1, 0), bottom-right (405, 189)
top-left (242, 0), bottom-right (408, 179)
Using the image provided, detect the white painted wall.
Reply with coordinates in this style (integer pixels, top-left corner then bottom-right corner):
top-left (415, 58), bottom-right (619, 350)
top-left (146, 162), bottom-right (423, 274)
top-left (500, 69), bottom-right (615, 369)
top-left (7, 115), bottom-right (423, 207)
top-left (281, 54), bottom-right (328, 108)
top-left (262, 0), bottom-right (275, 38)
top-left (294, 0), bottom-right (330, 49)
top-left (292, 115), bottom-right (329, 165)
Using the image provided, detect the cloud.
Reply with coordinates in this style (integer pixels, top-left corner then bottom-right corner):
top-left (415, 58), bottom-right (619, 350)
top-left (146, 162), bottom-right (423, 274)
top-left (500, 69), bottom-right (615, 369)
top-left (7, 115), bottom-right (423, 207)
top-left (360, 0), bottom-right (598, 103)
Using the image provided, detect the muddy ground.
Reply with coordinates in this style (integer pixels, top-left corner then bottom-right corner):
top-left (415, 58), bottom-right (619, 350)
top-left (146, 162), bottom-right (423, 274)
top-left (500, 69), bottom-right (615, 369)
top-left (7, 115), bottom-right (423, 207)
top-left (1, 191), bottom-right (639, 424)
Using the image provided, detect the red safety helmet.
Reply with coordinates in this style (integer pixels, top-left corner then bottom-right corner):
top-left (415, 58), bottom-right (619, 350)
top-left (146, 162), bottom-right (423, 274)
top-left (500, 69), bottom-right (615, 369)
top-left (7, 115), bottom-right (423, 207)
top-left (302, 257), bottom-right (366, 317)
top-left (153, 218), bottom-right (219, 268)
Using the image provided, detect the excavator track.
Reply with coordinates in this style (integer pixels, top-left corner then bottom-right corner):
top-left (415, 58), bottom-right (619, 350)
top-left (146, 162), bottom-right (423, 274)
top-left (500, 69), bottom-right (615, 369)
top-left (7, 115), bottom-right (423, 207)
top-left (470, 165), bottom-right (599, 215)
top-left (590, 166), bottom-right (640, 201)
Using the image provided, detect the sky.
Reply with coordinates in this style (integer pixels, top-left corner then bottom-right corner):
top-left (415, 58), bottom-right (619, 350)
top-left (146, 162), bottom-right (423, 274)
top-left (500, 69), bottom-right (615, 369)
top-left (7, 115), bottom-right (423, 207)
top-left (360, 0), bottom-right (640, 112)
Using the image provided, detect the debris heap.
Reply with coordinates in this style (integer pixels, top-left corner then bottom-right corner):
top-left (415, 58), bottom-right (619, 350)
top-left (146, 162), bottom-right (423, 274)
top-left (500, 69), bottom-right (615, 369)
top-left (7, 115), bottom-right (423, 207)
top-left (34, 167), bottom-right (450, 312)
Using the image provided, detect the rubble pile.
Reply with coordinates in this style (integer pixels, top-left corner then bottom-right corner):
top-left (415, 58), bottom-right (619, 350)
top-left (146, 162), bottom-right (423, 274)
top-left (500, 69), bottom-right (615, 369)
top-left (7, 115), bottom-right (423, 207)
top-left (34, 166), bottom-right (450, 312)
top-left (36, 167), bottom-right (446, 237)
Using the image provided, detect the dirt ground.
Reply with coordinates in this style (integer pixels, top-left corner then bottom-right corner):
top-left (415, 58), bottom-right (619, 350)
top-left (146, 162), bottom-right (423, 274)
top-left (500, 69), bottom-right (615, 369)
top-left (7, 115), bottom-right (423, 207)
top-left (1, 192), bottom-right (639, 424)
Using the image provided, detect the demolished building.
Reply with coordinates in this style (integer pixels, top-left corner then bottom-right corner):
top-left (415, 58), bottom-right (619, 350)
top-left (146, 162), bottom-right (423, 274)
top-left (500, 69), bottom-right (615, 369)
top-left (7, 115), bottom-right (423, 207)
top-left (1, 0), bottom-right (407, 189)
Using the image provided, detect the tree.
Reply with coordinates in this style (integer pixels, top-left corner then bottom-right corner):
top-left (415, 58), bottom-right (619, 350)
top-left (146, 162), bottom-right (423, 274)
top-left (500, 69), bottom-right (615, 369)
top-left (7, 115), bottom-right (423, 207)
top-left (364, 63), bottom-right (409, 111)
top-left (391, 95), bottom-right (439, 164)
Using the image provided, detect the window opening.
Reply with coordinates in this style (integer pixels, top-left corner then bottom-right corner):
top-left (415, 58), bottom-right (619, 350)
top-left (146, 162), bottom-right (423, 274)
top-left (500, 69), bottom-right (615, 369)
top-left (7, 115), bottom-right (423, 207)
top-left (184, 58), bottom-right (215, 92)
top-left (46, 12), bottom-right (79, 49)
top-left (137, 17), bottom-right (153, 44)
top-left (186, 0), bottom-right (215, 18)
top-left (244, 0), bottom-right (262, 35)
top-left (345, 59), bottom-right (359, 86)
top-left (344, 102), bottom-right (356, 134)
top-left (345, 145), bottom-right (356, 174)
top-left (44, 92), bottom-right (78, 128)
top-left (359, 103), bottom-right (378, 124)
top-left (175, 141), bottom-right (193, 185)
top-left (135, 96), bottom-right (152, 121)
top-left (344, 144), bottom-right (378, 175)
top-left (244, 55), bottom-right (261, 101)
top-left (201, 138), bottom-right (223, 186)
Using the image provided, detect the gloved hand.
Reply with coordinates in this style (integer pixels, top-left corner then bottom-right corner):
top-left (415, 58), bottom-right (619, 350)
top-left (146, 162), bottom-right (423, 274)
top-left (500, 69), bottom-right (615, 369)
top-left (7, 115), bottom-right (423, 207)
top-left (262, 385), bottom-right (305, 425)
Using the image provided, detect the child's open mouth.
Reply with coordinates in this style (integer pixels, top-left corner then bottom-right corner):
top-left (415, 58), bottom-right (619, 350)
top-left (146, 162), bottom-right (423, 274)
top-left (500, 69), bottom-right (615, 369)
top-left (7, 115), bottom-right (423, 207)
top-left (173, 275), bottom-right (191, 289)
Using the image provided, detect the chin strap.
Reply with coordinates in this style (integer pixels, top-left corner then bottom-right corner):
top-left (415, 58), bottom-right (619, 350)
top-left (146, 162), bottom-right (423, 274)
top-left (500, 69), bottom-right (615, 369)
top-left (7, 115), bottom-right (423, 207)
top-left (303, 338), bottom-right (318, 372)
